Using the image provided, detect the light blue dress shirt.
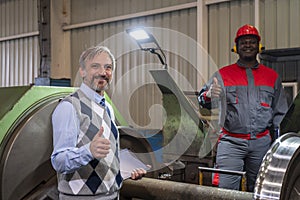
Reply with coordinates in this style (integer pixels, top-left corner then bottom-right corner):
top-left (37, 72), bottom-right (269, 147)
top-left (51, 83), bottom-right (115, 174)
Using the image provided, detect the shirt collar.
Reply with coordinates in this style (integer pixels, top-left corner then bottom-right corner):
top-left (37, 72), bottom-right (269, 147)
top-left (80, 83), bottom-right (104, 104)
top-left (237, 59), bottom-right (259, 69)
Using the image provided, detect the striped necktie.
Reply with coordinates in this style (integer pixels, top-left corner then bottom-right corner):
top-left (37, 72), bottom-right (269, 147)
top-left (100, 98), bottom-right (111, 117)
top-left (100, 98), bottom-right (117, 139)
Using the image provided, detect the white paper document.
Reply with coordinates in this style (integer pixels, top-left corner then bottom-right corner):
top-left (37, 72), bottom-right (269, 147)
top-left (120, 148), bottom-right (150, 179)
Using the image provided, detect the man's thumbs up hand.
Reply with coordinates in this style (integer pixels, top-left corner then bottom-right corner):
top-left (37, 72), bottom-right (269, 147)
top-left (206, 77), bottom-right (222, 98)
top-left (213, 77), bottom-right (218, 85)
top-left (90, 127), bottom-right (111, 159)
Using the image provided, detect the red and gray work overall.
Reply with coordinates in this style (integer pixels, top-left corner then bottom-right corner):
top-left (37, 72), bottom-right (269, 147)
top-left (198, 62), bottom-right (288, 191)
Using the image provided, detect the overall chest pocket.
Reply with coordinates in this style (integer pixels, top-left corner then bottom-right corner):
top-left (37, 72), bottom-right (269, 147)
top-left (226, 86), bottom-right (238, 104)
top-left (259, 87), bottom-right (274, 107)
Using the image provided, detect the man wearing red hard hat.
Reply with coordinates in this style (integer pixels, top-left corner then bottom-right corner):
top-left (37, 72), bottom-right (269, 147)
top-left (198, 24), bottom-right (288, 191)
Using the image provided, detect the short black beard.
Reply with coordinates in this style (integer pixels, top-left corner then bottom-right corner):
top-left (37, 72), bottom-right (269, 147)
top-left (243, 55), bottom-right (255, 62)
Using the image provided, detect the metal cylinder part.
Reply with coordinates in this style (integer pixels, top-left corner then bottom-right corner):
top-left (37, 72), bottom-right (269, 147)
top-left (254, 132), bottom-right (300, 200)
top-left (121, 177), bottom-right (253, 200)
top-left (0, 86), bottom-right (75, 200)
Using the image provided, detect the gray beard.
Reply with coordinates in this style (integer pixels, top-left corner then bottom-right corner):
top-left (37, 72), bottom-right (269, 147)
top-left (83, 77), bottom-right (110, 93)
top-left (90, 75), bottom-right (110, 92)
top-left (94, 83), bottom-right (109, 93)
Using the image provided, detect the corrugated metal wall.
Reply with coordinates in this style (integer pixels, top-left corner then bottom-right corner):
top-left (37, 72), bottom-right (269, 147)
top-left (260, 0), bottom-right (300, 49)
top-left (1, 0), bottom-right (299, 87)
top-left (207, 0), bottom-right (300, 68)
top-left (208, 0), bottom-right (257, 69)
top-left (0, 0), bottom-right (39, 87)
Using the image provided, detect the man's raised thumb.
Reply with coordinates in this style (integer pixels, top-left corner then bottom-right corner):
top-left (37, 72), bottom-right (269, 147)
top-left (97, 127), bottom-right (104, 137)
top-left (213, 77), bottom-right (218, 85)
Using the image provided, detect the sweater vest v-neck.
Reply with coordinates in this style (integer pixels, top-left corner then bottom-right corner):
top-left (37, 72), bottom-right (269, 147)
top-left (57, 89), bottom-right (122, 196)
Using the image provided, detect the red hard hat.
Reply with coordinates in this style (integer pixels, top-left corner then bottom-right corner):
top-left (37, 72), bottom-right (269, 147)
top-left (235, 24), bottom-right (261, 42)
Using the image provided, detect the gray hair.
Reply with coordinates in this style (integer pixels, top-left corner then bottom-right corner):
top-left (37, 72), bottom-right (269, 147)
top-left (79, 45), bottom-right (116, 71)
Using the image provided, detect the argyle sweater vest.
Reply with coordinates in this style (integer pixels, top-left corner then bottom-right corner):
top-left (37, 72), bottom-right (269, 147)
top-left (57, 89), bottom-right (122, 196)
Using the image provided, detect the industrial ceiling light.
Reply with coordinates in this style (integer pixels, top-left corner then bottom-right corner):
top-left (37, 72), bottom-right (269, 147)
top-left (126, 27), bottom-right (167, 69)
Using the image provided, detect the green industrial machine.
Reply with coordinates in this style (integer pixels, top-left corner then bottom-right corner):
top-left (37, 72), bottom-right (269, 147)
top-left (0, 85), bottom-right (154, 200)
top-left (0, 86), bottom-right (76, 200)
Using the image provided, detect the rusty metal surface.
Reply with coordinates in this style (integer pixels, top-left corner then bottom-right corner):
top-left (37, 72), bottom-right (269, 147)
top-left (121, 177), bottom-right (253, 200)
